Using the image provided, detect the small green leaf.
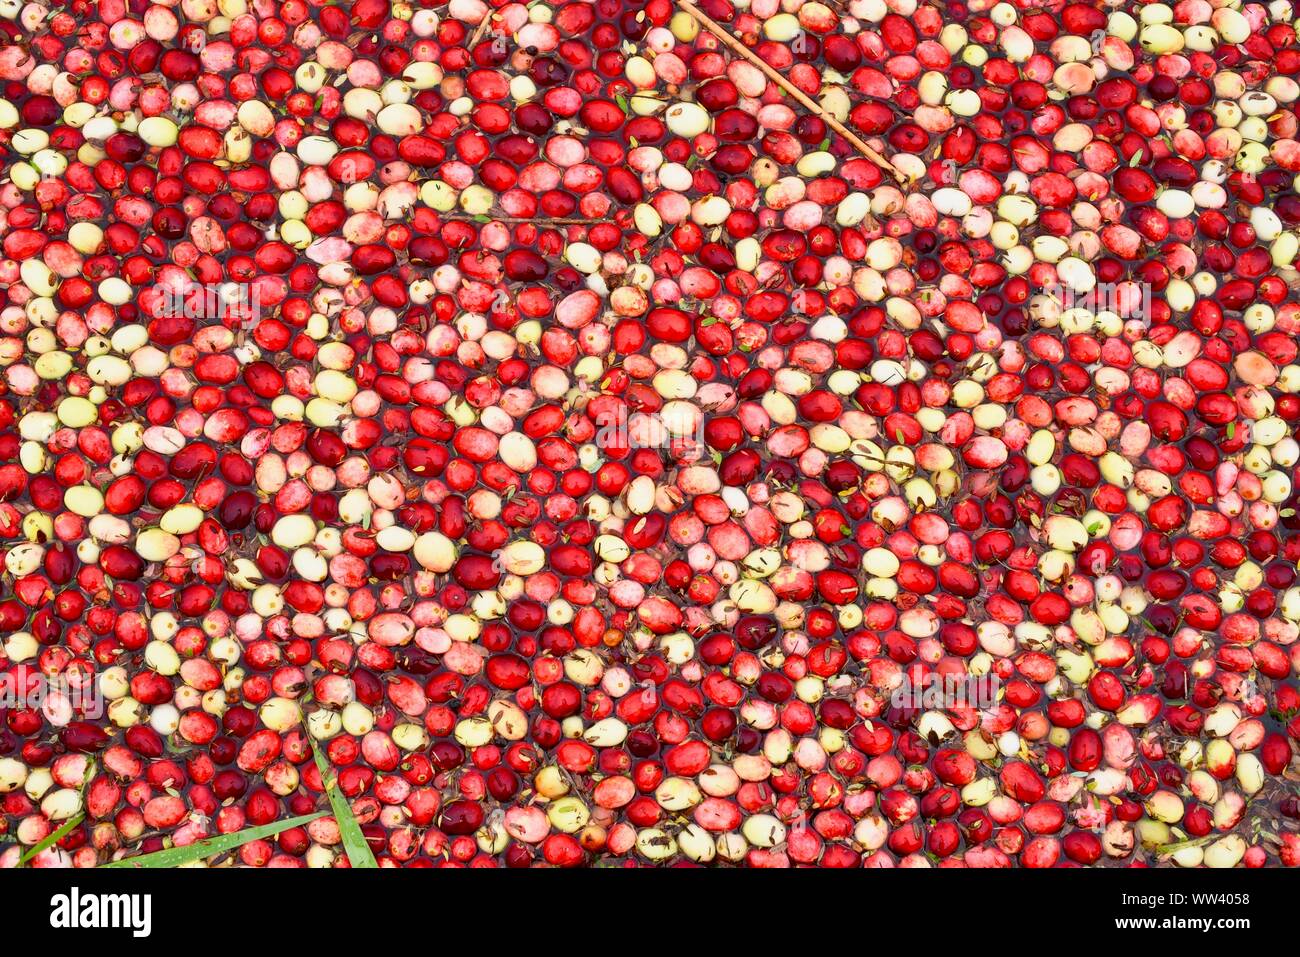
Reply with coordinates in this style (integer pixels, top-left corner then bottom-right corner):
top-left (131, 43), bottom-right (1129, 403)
top-left (1128, 151), bottom-right (1143, 167)
top-left (1156, 835), bottom-right (1214, 854)
top-left (472, 214), bottom-right (490, 224)
top-left (312, 744), bottom-right (379, 868)
top-left (895, 428), bottom-right (906, 445)
top-left (700, 316), bottom-right (719, 327)
top-left (101, 811), bottom-right (326, 868)
top-left (615, 93), bottom-right (630, 115)
top-left (20, 813), bottom-right (83, 866)
top-left (1086, 521), bottom-right (1103, 536)
top-left (1226, 421), bottom-right (1236, 440)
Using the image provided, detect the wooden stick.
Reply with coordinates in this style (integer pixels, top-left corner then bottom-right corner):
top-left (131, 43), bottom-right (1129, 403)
top-left (677, 0), bottom-right (902, 182)
top-left (467, 12), bottom-right (496, 50)
top-left (439, 214), bottom-right (597, 225)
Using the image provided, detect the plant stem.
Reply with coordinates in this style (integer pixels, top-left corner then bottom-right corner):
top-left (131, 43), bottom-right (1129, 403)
top-left (677, 0), bottom-right (903, 181)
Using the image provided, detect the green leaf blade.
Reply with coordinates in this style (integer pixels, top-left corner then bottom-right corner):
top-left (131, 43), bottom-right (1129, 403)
top-left (20, 813), bottom-right (84, 866)
top-left (312, 744), bottom-right (379, 868)
top-left (101, 811), bottom-right (327, 868)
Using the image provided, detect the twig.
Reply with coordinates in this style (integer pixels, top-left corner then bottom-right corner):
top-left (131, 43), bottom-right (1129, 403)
top-left (468, 11), bottom-right (496, 50)
top-left (677, 0), bottom-right (902, 182)
top-left (438, 214), bottom-right (598, 225)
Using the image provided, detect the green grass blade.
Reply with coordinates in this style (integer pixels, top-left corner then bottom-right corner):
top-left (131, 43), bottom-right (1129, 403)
top-left (312, 742), bottom-right (378, 868)
top-left (19, 813), bottom-right (84, 866)
top-left (101, 811), bottom-right (327, 868)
